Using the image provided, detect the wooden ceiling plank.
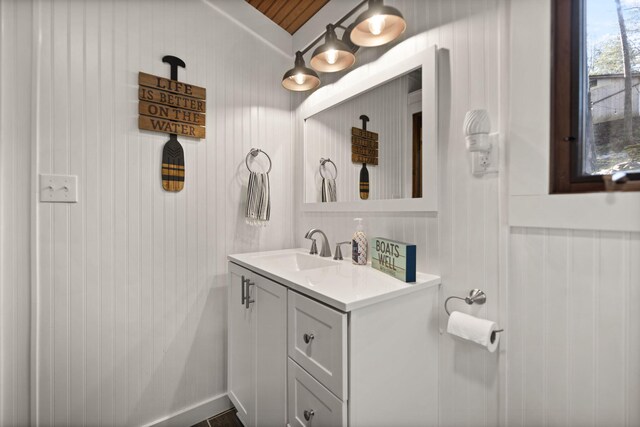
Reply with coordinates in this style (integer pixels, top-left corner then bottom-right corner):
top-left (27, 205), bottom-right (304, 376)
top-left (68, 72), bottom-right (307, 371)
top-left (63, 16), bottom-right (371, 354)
top-left (271, 0), bottom-right (303, 26)
top-left (257, 0), bottom-right (277, 14)
top-left (285, 0), bottom-right (330, 34)
top-left (264, 0), bottom-right (289, 19)
top-left (278, 0), bottom-right (313, 29)
top-left (245, 0), bottom-right (330, 35)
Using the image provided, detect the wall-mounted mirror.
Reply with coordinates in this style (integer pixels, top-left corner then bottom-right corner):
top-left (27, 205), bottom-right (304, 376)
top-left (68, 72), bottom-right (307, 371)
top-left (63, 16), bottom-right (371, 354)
top-left (300, 45), bottom-right (438, 212)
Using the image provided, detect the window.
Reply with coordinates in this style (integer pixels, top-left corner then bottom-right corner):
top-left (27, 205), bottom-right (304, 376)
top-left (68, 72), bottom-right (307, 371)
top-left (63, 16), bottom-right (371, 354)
top-left (551, 0), bottom-right (640, 192)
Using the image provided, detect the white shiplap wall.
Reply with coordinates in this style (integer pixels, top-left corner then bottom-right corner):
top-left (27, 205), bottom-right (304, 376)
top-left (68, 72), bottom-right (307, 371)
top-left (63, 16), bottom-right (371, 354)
top-left (0, 1), bottom-right (32, 426)
top-left (507, 229), bottom-right (640, 427)
top-left (32, 0), bottom-right (293, 425)
top-left (294, 1), bottom-right (504, 425)
top-left (505, 0), bottom-right (640, 425)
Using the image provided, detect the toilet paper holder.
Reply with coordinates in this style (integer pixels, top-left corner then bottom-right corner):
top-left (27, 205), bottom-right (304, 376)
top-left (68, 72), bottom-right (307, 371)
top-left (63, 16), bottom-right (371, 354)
top-left (445, 289), bottom-right (504, 334)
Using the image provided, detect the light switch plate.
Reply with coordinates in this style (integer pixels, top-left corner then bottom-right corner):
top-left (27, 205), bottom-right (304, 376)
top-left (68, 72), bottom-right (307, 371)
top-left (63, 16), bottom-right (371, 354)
top-left (40, 174), bottom-right (78, 203)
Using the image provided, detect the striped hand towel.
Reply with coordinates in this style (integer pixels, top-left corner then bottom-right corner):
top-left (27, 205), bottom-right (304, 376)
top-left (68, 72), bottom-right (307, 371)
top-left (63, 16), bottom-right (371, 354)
top-left (321, 177), bottom-right (337, 202)
top-left (246, 172), bottom-right (271, 226)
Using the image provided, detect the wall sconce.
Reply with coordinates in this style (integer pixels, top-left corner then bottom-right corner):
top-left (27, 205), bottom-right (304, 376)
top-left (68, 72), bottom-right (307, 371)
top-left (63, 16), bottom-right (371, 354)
top-left (463, 109), bottom-right (499, 175)
top-left (349, 0), bottom-right (407, 47)
top-left (310, 24), bottom-right (356, 73)
top-left (281, 0), bottom-right (406, 92)
top-left (282, 51), bottom-right (321, 92)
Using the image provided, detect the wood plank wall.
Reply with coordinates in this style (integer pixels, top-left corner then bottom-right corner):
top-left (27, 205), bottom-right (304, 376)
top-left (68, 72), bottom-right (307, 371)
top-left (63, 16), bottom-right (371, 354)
top-left (508, 229), bottom-right (640, 427)
top-left (294, 1), bottom-right (502, 425)
top-left (31, 0), bottom-right (293, 425)
top-left (0, 1), bottom-right (33, 426)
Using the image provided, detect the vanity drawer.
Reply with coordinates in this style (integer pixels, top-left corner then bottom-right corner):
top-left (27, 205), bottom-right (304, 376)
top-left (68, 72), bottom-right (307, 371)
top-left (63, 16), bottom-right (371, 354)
top-left (288, 358), bottom-right (346, 427)
top-left (288, 291), bottom-right (347, 400)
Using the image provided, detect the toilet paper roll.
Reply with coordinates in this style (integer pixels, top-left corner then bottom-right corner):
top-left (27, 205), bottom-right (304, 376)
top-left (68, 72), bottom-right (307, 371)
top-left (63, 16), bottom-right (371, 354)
top-left (447, 311), bottom-right (500, 352)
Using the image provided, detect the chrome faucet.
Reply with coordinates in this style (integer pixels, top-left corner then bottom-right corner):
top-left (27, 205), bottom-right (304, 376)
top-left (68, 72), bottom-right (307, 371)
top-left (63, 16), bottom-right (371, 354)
top-left (304, 228), bottom-right (332, 257)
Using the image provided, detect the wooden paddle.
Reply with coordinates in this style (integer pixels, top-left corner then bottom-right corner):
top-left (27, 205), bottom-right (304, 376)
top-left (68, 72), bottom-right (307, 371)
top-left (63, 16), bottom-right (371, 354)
top-left (359, 115), bottom-right (370, 200)
top-left (161, 55), bottom-right (186, 192)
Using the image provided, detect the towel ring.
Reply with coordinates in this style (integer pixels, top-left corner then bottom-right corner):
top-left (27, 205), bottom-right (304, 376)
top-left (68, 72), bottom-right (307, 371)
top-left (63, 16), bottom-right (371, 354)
top-left (319, 158), bottom-right (338, 180)
top-left (246, 148), bottom-right (272, 174)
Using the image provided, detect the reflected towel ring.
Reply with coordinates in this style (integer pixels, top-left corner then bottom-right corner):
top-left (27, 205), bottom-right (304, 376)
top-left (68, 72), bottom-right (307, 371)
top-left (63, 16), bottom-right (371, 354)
top-left (319, 158), bottom-right (338, 180)
top-left (246, 148), bottom-right (272, 174)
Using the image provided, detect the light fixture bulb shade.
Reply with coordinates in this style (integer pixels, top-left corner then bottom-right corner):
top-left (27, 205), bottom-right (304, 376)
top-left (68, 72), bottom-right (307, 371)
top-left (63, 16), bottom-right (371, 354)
top-left (310, 25), bottom-right (356, 73)
top-left (350, 1), bottom-right (406, 47)
top-left (282, 52), bottom-right (321, 91)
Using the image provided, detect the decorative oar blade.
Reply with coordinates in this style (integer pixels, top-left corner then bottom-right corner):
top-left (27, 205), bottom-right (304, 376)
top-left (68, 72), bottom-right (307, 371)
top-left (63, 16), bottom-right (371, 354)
top-left (162, 135), bottom-right (185, 192)
top-left (359, 163), bottom-right (369, 200)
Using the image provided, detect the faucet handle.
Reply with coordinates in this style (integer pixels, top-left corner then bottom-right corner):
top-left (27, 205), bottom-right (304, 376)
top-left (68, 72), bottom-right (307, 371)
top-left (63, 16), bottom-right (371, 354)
top-left (308, 238), bottom-right (318, 255)
top-left (333, 241), bottom-right (351, 260)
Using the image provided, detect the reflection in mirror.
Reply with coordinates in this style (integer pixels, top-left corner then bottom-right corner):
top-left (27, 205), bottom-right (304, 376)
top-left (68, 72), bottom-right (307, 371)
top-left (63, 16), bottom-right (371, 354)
top-left (305, 68), bottom-right (422, 202)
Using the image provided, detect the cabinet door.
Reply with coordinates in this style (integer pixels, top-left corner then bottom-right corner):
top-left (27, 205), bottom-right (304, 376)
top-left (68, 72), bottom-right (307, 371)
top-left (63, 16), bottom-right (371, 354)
top-left (228, 265), bottom-right (255, 427)
top-left (228, 263), bottom-right (288, 427)
top-left (255, 276), bottom-right (287, 427)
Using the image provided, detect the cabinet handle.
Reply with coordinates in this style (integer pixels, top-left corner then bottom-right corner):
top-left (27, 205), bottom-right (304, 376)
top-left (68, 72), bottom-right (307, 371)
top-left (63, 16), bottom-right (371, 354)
top-left (245, 281), bottom-right (255, 309)
top-left (303, 333), bottom-right (314, 344)
top-left (304, 409), bottom-right (315, 421)
top-left (241, 276), bottom-right (249, 305)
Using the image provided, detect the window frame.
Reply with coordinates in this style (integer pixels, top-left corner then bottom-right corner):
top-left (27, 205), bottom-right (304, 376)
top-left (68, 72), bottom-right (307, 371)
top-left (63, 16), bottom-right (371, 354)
top-left (550, 0), bottom-right (640, 193)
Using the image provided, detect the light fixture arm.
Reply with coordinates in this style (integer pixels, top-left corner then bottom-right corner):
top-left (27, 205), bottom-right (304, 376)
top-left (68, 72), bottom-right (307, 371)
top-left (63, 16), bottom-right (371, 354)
top-left (297, 0), bottom-right (368, 56)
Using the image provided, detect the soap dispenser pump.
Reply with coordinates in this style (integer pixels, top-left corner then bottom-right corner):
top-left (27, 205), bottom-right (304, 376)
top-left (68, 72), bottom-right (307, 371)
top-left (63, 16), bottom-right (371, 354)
top-left (352, 218), bottom-right (368, 265)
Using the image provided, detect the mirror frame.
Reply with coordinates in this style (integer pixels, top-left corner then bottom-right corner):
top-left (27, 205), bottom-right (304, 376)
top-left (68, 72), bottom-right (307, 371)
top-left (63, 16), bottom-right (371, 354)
top-left (300, 45), bottom-right (438, 212)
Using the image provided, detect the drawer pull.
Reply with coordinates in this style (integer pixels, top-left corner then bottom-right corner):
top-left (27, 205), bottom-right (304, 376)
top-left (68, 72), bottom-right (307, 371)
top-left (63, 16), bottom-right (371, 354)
top-left (304, 409), bottom-right (315, 421)
top-left (303, 333), bottom-right (314, 344)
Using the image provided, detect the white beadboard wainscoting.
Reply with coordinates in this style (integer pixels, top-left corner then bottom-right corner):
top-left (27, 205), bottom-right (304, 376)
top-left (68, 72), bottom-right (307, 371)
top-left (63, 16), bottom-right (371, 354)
top-left (0, 0), bottom-right (33, 426)
top-left (507, 228), bottom-right (640, 427)
top-left (29, 0), bottom-right (293, 425)
top-left (295, 1), bottom-right (504, 425)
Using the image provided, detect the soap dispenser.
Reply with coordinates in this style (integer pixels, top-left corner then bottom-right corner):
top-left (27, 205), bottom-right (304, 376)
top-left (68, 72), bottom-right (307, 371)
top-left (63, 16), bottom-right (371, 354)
top-left (352, 218), bottom-right (368, 265)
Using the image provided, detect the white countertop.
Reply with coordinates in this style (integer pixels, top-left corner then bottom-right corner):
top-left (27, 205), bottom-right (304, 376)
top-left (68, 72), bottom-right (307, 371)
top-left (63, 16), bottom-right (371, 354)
top-left (228, 248), bottom-right (441, 312)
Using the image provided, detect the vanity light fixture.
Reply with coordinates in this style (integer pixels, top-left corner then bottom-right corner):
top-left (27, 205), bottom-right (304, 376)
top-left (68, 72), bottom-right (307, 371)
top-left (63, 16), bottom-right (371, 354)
top-left (281, 0), bottom-right (406, 92)
top-left (350, 0), bottom-right (407, 47)
top-left (282, 51), bottom-right (321, 92)
top-left (310, 24), bottom-right (356, 73)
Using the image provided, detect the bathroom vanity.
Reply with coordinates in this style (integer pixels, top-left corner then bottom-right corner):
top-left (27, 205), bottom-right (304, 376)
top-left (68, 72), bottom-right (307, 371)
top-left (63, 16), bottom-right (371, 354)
top-left (227, 249), bottom-right (441, 427)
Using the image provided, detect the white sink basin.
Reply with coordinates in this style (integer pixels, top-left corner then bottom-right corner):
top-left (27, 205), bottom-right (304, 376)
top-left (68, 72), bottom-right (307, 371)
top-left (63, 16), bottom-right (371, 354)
top-left (229, 248), bottom-right (441, 311)
top-left (254, 252), bottom-right (339, 271)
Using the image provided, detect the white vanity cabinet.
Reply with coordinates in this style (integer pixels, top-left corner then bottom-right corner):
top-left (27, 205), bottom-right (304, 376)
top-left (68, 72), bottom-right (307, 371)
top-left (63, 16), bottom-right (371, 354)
top-left (228, 249), bottom-right (441, 427)
top-left (228, 262), bottom-right (288, 427)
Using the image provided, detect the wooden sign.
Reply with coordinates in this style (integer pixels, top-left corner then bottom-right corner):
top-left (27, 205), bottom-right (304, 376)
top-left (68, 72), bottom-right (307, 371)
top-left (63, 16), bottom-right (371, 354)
top-left (138, 87), bottom-right (206, 113)
top-left (139, 116), bottom-right (205, 139)
top-left (138, 71), bottom-right (207, 139)
top-left (352, 145), bottom-right (378, 157)
top-left (139, 72), bottom-right (206, 99)
top-left (139, 101), bottom-right (205, 126)
top-left (352, 154), bottom-right (379, 165)
top-left (371, 238), bottom-right (417, 282)
top-left (351, 122), bottom-right (379, 166)
top-left (351, 127), bottom-right (378, 140)
top-left (352, 136), bottom-right (379, 149)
